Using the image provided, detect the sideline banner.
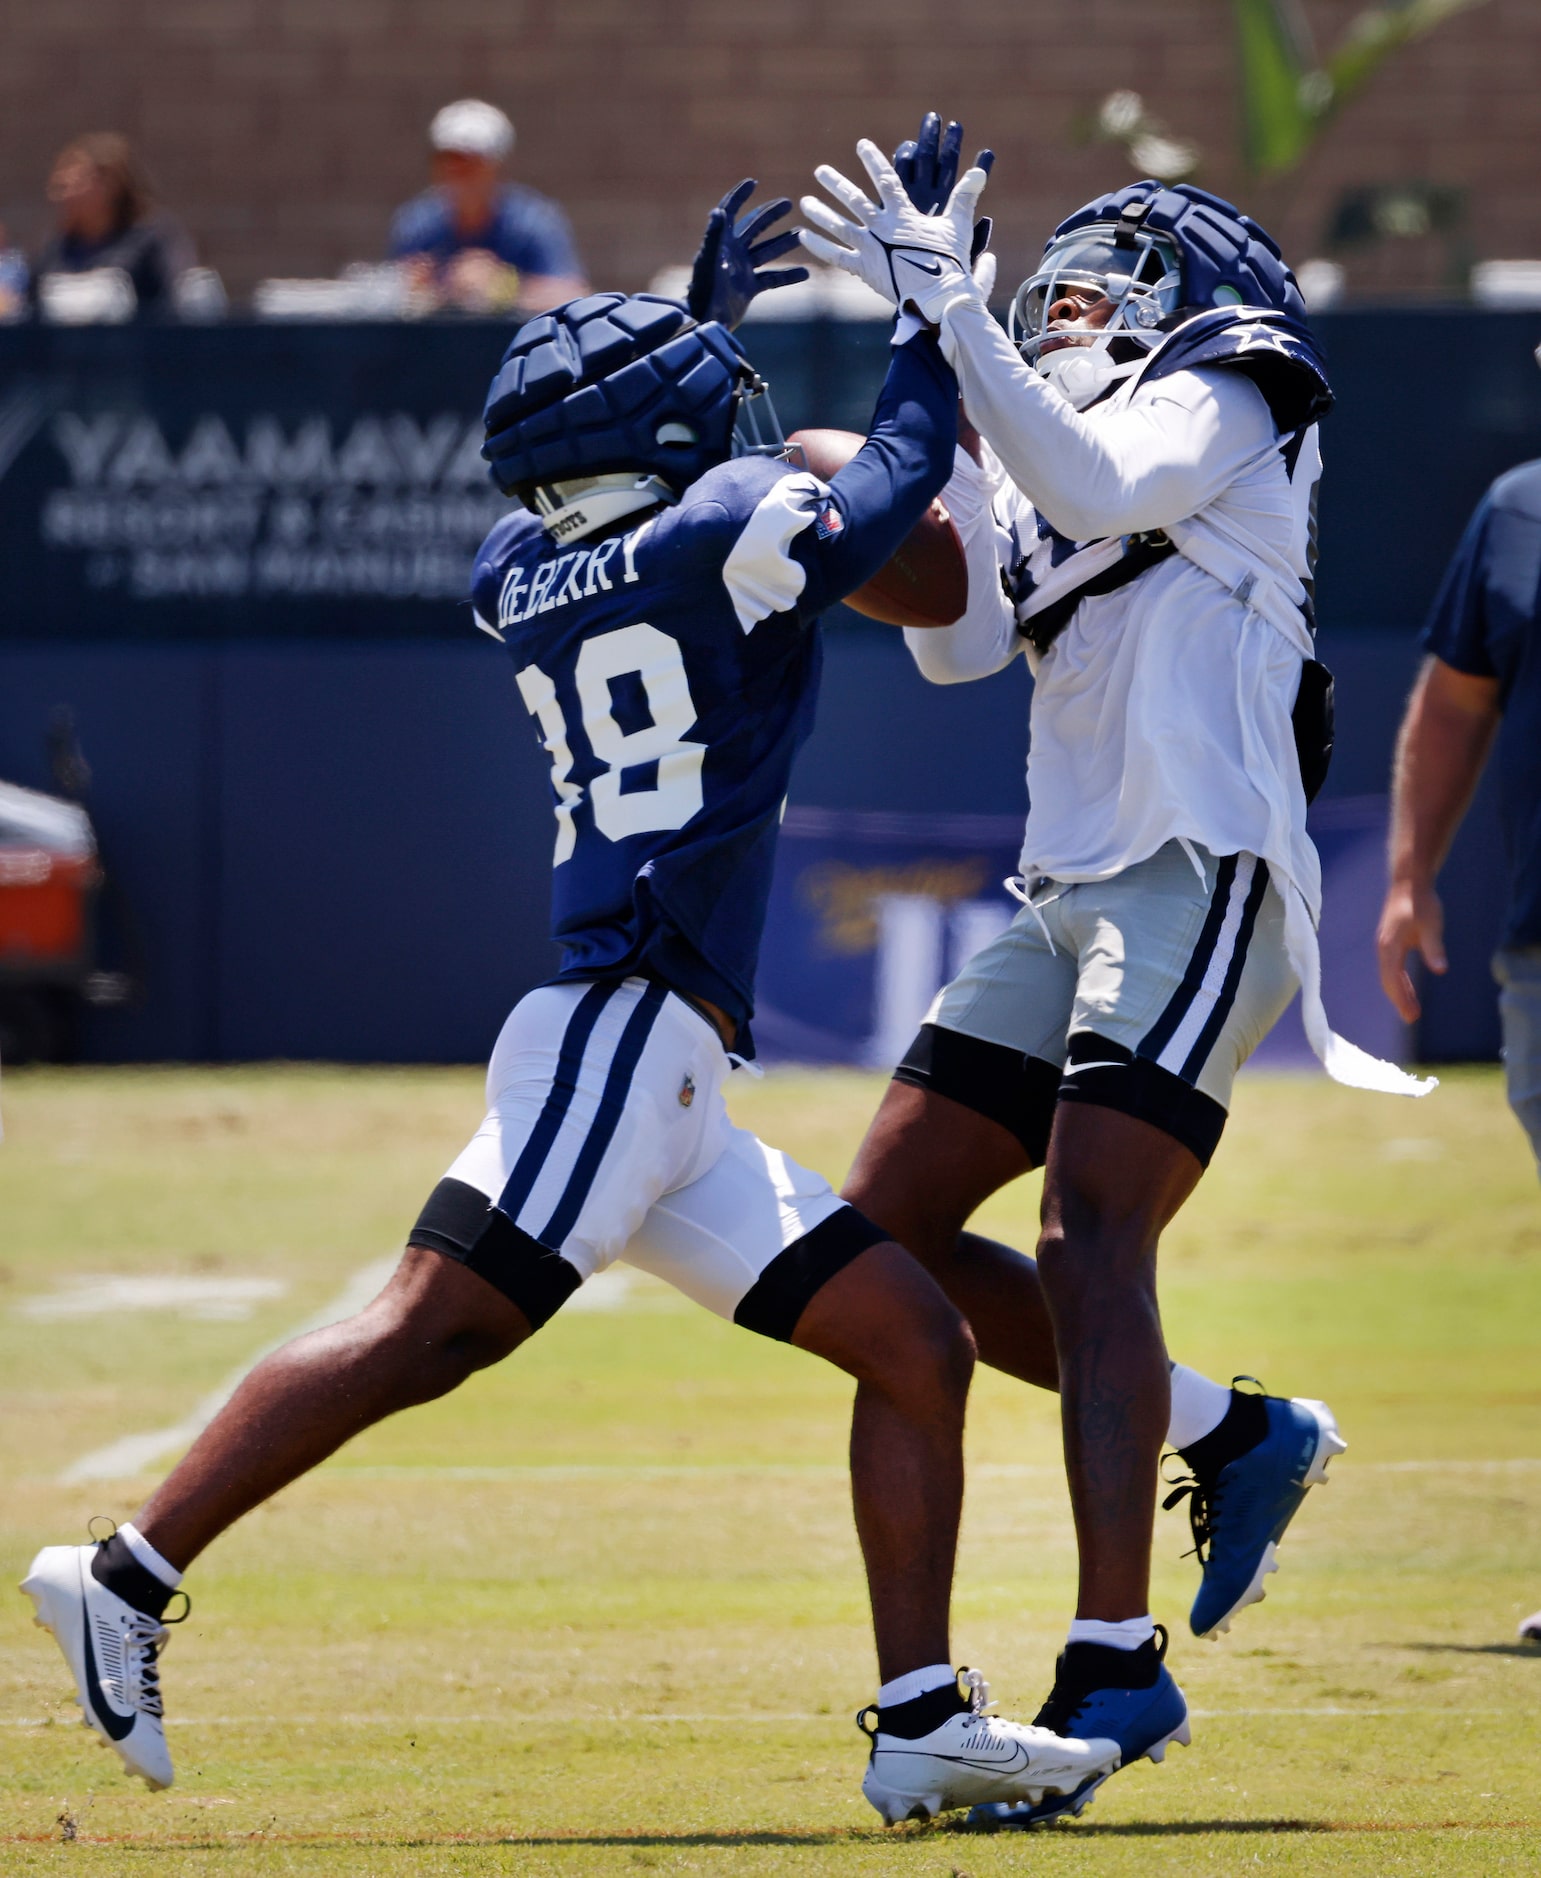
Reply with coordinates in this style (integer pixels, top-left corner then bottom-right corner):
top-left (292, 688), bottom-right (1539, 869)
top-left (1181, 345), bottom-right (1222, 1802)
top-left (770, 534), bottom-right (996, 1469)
top-left (0, 323), bottom-right (515, 638)
top-left (0, 320), bottom-right (890, 642)
top-left (1251, 793), bottom-right (1406, 1072)
top-left (756, 806), bottom-right (1024, 1067)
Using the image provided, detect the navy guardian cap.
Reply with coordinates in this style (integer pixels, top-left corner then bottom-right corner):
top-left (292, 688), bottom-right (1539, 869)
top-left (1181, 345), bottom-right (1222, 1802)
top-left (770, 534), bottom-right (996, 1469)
top-left (482, 292), bottom-right (782, 542)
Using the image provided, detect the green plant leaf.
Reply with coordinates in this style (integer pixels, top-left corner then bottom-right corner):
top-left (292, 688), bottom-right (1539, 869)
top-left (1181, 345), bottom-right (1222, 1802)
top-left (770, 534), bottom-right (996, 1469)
top-left (1233, 0), bottom-right (1319, 175)
top-left (1326, 0), bottom-right (1490, 109)
top-left (1234, 0), bottom-right (1492, 179)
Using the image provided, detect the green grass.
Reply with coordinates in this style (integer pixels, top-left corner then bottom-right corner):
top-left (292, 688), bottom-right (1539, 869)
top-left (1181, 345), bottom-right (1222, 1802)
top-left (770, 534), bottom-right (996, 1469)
top-left (1, 1063), bottom-right (1538, 1874)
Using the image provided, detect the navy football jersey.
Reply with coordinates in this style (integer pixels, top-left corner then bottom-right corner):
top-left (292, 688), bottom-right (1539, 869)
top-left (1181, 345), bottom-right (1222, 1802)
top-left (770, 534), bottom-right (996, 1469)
top-left (469, 331), bottom-right (956, 1047)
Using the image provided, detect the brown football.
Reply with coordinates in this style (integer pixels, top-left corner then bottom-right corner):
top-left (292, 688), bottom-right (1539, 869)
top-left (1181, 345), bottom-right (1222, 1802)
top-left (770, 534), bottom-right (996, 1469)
top-left (786, 428), bottom-right (968, 628)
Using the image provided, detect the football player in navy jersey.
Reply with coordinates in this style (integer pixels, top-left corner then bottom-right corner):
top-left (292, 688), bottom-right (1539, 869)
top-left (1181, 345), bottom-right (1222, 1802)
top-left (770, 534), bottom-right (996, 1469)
top-left (23, 177), bottom-right (1120, 1827)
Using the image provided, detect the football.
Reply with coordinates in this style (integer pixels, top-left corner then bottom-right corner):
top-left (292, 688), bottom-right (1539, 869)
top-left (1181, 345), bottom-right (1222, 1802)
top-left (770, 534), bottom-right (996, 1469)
top-left (786, 428), bottom-right (968, 628)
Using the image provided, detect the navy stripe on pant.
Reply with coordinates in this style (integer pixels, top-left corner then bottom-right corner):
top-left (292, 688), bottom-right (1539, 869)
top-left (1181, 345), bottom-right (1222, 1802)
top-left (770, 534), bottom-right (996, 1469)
top-left (539, 981), bottom-right (670, 1247)
top-left (495, 979), bottom-right (616, 1225)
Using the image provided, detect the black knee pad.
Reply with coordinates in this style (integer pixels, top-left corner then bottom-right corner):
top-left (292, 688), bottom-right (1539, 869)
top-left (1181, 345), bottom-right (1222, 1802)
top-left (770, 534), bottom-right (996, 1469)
top-left (410, 1177), bottom-right (580, 1330)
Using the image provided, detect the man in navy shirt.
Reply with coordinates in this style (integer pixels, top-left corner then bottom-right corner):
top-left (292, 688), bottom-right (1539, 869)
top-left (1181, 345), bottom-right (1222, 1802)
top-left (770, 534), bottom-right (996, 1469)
top-left (1376, 454), bottom-right (1541, 1645)
top-left (24, 176), bottom-right (1122, 1824)
top-left (389, 99), bottom-right (587, 314)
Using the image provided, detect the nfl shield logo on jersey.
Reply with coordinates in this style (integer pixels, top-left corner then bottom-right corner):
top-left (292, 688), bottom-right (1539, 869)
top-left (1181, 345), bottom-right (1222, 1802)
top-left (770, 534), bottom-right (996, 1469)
top-left (814, 500), bottom-right (845, 542)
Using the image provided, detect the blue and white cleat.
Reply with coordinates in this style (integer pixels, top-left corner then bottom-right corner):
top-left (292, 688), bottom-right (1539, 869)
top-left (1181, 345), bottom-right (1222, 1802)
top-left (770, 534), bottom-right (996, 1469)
top-left (858, 1667), bottom-right (1121, 1825)
top-left (968, 1630), bottom-right (1188, 1830)
top-left (1167, 1389), bottom-right (1347, 1640)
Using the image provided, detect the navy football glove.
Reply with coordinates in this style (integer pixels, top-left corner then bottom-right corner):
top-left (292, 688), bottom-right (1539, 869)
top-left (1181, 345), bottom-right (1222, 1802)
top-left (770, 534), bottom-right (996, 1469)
top-left (891, 111), bottom-right (994, 268)
top-left (687, 179), bottom-right (810, 330)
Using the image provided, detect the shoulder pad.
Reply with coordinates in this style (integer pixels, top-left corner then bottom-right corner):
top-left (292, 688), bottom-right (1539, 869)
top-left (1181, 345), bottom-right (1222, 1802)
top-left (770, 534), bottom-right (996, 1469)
top-left (477, 504), bottom-right (546, 566)
top-left (1140, 308), bottom-right (1333, 433)
top-left (677, 453), bottom-right (796, 519)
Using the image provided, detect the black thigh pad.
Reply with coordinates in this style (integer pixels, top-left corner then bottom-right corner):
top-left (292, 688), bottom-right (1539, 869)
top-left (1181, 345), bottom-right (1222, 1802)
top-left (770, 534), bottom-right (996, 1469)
top-left (732, 1207), bottom-right (888, 1343)
top-left (893, 1022), bottom-right (1062, 1167)
top-left (1055, 1031), bottom-right (1228, 1169)
top-left (410, 1177), bottom-right (580, 1330)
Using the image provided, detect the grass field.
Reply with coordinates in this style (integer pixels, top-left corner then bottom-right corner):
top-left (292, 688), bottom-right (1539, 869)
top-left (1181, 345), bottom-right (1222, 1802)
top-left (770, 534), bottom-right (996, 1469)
top-left (1, 1062), bottom-right (1539, 1875)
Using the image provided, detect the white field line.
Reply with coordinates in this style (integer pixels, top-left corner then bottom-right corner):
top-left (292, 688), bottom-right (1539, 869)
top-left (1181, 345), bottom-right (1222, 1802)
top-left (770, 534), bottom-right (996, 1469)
top-left (56, 1260), bottom-right (1541, 1497)
top-left (50, 1453), bottom-right (1539, 1486)
top-left (59, 1257), bottom-right (400, 1484)
top-left (18, 1275), bottom-right (289, 1323)
top-left (0, 1707), bottom-right (1515, 1729)
top-left (56, 1260), bottom-right (665, 1485)
top-left (317, 1459), bottom-right (1541, 1481)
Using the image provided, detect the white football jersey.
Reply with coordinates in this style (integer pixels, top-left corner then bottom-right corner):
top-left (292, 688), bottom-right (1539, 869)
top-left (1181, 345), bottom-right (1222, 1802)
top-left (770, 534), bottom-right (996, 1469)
top-left (906, 291), bottom-right (1430, 1096)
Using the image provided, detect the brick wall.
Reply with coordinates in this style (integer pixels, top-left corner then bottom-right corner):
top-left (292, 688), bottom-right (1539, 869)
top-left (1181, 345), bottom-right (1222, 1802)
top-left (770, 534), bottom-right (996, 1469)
top-left (0, 0), bottom-right (1535, 301)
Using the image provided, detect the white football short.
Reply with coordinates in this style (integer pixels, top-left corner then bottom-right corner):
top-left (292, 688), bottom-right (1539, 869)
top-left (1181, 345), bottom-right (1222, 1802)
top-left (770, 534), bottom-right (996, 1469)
top-left (410, 976), bottom-right (885, 1336)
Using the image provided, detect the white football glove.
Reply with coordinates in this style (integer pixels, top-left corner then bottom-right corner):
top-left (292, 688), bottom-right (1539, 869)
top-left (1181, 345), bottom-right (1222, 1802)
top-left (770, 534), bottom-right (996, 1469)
top-left (799, 139), bottom-right (990, 324)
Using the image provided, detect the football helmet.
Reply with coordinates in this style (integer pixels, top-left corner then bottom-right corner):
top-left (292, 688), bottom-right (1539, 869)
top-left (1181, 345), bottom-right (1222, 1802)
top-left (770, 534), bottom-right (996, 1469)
top-left (482, 291), bottom-right (783, 541)
top-left (1011, 182), bottom-right (1306, 409)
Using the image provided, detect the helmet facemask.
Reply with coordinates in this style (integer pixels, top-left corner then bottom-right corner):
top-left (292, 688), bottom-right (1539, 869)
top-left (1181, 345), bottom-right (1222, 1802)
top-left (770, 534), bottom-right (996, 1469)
top-left (1010, 224), bottom-right (1183, 408)
top-left (729, 363), bottom-right (786, 461)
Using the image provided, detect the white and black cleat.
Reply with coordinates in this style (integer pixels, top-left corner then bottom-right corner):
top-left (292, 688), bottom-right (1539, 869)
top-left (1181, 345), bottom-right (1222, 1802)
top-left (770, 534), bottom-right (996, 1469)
top-left (1519, 1609), bottom-right (1541, 1644)
top-left (20, 1541), bottom-right (186, 1790)
top-left (857, 1668), bottom-right (1120, 1825)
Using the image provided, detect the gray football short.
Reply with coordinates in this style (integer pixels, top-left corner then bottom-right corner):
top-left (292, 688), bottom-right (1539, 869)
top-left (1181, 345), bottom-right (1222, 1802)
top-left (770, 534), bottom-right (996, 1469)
top-left (895, 840), bottom-right (1297, 1167)
top-left (1494, 946), bottom-right (1541, 1175)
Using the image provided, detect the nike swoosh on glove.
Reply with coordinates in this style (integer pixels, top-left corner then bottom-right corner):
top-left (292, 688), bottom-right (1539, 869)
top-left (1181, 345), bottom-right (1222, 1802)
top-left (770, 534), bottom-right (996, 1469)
top-left (890, 110), bottom-right (996, 300)
top-left (798, 138), bottom-right (990, 324)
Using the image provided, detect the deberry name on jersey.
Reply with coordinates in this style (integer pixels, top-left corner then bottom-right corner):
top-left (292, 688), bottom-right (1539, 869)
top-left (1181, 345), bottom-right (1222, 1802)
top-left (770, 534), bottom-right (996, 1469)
top-left (471, 292), bottom-right (957, 1051)
top-left (483, 528), bottom-right (645, 635)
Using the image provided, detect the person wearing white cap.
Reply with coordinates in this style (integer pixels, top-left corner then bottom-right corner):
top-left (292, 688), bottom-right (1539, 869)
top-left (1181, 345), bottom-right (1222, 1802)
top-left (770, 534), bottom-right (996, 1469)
top-left (388, 99), bottom-right (587, 314)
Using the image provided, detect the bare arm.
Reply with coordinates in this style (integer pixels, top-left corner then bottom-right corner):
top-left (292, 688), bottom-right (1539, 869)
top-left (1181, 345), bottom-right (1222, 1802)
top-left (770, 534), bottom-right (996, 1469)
top-left (1376, 656), bottom-right (1501, 1022)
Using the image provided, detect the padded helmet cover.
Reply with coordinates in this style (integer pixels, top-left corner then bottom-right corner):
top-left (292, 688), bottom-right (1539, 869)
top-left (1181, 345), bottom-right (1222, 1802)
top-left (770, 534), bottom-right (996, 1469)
top-left (1052, 180), bottom-right (1307, 324)
top-left (482, 292), bottom-right (753, 497)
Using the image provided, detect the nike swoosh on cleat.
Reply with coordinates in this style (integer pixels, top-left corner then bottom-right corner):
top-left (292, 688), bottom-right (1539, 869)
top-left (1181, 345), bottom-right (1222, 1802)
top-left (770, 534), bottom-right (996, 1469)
top-left (76, 1560), bottom-right (135, 1742)
top-left (933, 1746), bottom-right (1033, 1774)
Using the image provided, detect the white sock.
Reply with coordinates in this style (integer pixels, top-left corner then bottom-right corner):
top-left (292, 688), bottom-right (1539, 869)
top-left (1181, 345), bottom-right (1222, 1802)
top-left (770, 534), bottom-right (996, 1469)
top-left (119, 1522), bottom-right (183, 1590)
top-left (1166, 1363), bottom-right (1233, 1451)
top-left (878, 1662), bottom-right (955, 1707)
top-left (1067, 1615), bottom-right (1155, 1652)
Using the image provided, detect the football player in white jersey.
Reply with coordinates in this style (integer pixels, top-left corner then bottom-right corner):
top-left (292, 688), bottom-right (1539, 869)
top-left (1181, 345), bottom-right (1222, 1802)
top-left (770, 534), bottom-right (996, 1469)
top-left (802, 126), bottom-right (1431, 1825)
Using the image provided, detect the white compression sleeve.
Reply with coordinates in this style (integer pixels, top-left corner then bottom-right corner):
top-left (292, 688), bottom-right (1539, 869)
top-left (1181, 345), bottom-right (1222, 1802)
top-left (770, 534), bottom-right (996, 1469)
top-left (934, 293), bottom-right (1278, 542)
top-left (902, 446), bottom-right (1022, 685)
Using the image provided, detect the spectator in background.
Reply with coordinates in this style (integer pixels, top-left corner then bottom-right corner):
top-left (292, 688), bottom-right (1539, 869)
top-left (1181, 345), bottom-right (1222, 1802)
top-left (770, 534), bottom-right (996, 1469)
top-left (1375, 457), bottom-right (1541, 1649)
top-left (389, 99), bottom-right (587, 315)
top-left (33, 134), bottom-right (196, 315)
